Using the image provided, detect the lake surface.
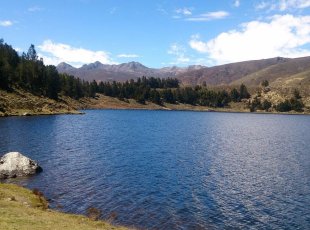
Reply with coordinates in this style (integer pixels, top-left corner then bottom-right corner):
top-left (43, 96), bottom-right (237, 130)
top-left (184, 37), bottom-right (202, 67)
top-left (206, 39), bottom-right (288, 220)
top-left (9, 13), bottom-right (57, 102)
top-left (0, 110), bottom-right (309, 229)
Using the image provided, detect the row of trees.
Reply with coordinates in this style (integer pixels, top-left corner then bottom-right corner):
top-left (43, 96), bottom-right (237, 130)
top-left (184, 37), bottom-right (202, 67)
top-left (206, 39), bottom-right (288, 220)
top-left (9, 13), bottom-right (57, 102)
top-left (250, 96), bottom-right (304, 112)
top-left (1, 40), bottom-right (252, 108)
top-left (275, 96), bottom-right (304, 112)
top-left (0, 40), bottom-right (97, 100)
top-left (92, 80), bottom-right (250, 107)
top-left (248, 83), bottom-right (304, 112)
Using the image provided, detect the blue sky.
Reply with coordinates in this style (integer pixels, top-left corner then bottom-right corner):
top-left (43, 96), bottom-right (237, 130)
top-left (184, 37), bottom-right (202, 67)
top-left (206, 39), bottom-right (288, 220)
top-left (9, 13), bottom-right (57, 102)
top-left (1, 0), bottom-right (310, 67)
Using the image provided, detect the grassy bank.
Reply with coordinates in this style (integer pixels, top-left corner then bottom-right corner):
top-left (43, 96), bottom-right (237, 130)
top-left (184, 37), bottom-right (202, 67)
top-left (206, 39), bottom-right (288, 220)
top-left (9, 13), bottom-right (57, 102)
top-left (82, 93), bottom-right (310, 114)
top-left (0, 183), bottom-right (129, 230)
top-left (1, 89), bottom-right (309, 117)
top-left (0, 89), bottom-right (83, 117)
top-left (0, 89), bottom-right (246, 116)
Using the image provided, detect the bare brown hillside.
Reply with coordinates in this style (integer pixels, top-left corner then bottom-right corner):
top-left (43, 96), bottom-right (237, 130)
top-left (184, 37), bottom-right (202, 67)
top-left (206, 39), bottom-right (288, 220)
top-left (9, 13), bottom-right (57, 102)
top-left (231, 56), bottom-right (310, 87)
top-left (57, 56), bottom-right (310, 91)
top-left (178, 57), bottom-right (289, 85)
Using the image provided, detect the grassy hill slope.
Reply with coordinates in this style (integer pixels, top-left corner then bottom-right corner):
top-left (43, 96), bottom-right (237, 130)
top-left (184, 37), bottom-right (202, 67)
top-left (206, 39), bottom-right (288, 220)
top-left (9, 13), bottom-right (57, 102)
top-left (230, 56), bottom-right (310, 88)
top-left (177, 57), bottom-right (289, 85)
top-left (0, 89), bottom-right (82, 117)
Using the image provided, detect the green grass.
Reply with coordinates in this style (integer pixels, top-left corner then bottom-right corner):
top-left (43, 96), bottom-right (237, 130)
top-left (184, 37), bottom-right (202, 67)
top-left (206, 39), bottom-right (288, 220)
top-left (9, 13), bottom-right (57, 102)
top-left (0, 183), bottom-right (130, 230)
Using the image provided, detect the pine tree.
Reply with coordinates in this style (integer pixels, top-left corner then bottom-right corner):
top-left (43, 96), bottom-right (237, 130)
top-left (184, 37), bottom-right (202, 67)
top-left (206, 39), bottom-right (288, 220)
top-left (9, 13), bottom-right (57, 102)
top-left (26, 44), bottom-right (38, 61)
top-left (239, 84), bottom-right (250, 99)
top-left (230, 88), bottom-right (240, 102)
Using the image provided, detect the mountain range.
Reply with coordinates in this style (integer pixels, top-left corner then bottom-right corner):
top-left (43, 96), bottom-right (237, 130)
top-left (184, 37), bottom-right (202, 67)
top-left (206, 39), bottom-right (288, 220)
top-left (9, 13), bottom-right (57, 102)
top-left (57, 56), bottom-right (310, 88)
top-left (57, 61), bottom-right (204, 82)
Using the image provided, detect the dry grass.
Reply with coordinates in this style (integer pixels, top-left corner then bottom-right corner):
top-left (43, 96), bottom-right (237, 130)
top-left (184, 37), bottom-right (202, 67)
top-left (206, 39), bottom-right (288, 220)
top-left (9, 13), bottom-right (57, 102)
top-left (82, 94), bottom-right (254, 113)
top-left (55, 92), bottom-right (310, 114)
top-left (230, 56), bottom-right (310, 87)
top-left (1, 88), bottom-right (309, 117)
top-left (0, 183), bottom-right (130, 230)
top-left (0, 89), bottom-right (82, 117)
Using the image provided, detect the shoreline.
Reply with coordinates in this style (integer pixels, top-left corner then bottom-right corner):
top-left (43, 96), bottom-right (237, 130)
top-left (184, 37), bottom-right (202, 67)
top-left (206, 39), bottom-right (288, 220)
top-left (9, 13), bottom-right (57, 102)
top-left (82, 107), bottom-right (310, 115)
top-left (0, 110), bottom-right (84, 118)
top-left (1, 90), bottom-right (309, 117)
top-left (1, 106), bottom-right (309, 118)
top-left (0, 183), bottom-right (129, 230)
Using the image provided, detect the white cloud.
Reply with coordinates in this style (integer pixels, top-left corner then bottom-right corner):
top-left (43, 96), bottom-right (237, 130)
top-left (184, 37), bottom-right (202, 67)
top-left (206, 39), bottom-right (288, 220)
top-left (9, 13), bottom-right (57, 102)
top-left (256, 0), bottom-right (310, 11)
top-left (279, 0), bottom-right (310, 10)
top-left (189, 35), bottom-right (209, 53)
top-left (38, 40), bottom-right (116, 67)
top-left (13, 47), bottom-right (22, 52)
top-left (189, 14), bottom-right (310, 64)
top-left (234, 0), bottom-right (240, 7)
top-left (166, 42), bottom-right (215, 66)
top-left (168, 43), bottom-right (190, 64)
top-left (117, 54), bottom-right (139, 58)
top-left (186, 11), bottom-right (229, 21)
top-left (255, 1), bottom-right (273, 10)
top-left (0, 20), bottom-right (13, 27)
top-left (175, 8), bottom-right (192, 16)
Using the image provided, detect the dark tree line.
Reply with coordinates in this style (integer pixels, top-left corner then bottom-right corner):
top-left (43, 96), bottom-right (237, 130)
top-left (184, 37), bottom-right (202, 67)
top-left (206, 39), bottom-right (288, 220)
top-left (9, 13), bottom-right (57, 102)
top-left (0, 40), bottom-right (181, 101)
top-left (248, 82), bottom-right (304, 112)
top-left (95, 80), bottom-right (250, 107)
top-left (1, 39), bottom-right (252, 108)
top-left (0, 40), bottom-right (96, 100)
top-left (275, 89), bottom-right (304, 112)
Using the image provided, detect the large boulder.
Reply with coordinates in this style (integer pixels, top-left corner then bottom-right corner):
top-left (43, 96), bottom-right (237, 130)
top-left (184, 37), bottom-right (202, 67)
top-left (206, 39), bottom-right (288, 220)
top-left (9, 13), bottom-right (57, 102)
top-left (0, 152), bottom-right (42, 179)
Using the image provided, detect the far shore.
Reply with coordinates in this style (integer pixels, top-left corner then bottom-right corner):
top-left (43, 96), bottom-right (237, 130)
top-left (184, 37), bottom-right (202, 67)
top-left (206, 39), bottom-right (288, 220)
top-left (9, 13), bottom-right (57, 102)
top-left (1, 90), bottom-right (309, 117)
top-left (0, 111), bottom-right (84, 117)
top-left (82, 107), bottom-right (310, 116)
top-left (1, 105), bottom-right (309, 118)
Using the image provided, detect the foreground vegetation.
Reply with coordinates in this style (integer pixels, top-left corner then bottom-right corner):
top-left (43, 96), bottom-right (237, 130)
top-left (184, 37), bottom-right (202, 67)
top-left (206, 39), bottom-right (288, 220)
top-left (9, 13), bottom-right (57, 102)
top-left (0, 183), bottom-right (129, 230)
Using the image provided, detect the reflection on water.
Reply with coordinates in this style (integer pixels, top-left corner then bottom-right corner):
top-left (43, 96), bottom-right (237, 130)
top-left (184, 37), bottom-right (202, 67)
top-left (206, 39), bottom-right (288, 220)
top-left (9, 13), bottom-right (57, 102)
top-left (0, 110), bottom-right (309, 229)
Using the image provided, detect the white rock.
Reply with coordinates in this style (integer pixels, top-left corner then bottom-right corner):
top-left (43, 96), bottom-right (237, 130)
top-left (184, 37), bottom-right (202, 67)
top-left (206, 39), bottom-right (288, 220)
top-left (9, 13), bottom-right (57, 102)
top-left (0, 152), bottom-right (42, 179)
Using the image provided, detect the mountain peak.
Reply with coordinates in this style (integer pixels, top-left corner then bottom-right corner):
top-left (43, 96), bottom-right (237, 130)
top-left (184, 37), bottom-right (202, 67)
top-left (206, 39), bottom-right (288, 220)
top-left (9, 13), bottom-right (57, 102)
top-left (81, 61), bottom-right (104, 70)
top-left (187, 65), bottom-right (206, 70)
top-left (127, 61), bottom-right (145, 67)
top-left (119, 61), bottom-right (148, 71)
top-left (57, 62), bottom-right (75, 70)
top-left (57, 62), bottom-right (73, 67)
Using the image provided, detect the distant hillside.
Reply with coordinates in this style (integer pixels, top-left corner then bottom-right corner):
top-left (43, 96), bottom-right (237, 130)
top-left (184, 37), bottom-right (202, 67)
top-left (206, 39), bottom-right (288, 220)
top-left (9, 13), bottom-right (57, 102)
top-left (57, 57), bottom-right (310, 89)
top-left (177, 57), bottom-right (289, 85)
top-left (57, 61), bottom-right (205, 82)
top-left (231, 56), bottom-right (310, 88)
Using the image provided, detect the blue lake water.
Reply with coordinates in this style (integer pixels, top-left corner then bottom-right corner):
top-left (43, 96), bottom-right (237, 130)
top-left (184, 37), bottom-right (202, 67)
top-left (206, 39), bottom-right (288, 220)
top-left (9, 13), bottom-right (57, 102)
top-left (0, 110), bottom-right (310, 229)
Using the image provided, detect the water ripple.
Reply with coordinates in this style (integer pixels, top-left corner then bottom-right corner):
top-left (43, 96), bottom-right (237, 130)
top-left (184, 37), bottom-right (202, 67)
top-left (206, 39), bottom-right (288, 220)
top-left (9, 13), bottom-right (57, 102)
top-left (0, 110), bottom-right (309, 229)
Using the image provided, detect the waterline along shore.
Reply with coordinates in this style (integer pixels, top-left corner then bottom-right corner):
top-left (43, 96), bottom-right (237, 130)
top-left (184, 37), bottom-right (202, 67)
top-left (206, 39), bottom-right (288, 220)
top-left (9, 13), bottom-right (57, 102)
top-left (1, 90), bottom-right (309, 117)
top-left (0, 183), bottom-right (130, 230)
